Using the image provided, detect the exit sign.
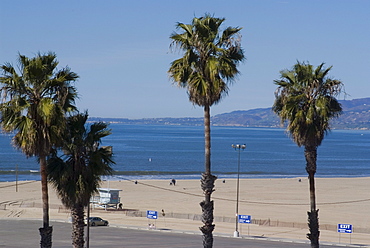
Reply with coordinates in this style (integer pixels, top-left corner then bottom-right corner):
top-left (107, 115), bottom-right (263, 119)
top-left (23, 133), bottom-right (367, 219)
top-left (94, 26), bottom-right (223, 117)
top-left (338, 224), bottom-right (352, 233)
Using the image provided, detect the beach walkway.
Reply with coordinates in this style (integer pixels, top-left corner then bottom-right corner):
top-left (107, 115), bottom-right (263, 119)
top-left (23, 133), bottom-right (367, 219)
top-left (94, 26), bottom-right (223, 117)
top-left (1, 178), bottom-right (370, 246)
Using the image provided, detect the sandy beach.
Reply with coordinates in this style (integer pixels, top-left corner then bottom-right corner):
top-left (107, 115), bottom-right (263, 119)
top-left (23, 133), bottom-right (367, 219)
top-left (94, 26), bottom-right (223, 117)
top-left (1, 177), bottom-right (369, 246)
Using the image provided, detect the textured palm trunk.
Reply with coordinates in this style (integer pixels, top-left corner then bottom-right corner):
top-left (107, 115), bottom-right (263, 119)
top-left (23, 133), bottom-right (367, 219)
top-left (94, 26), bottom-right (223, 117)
top-left (39, 155), bottom-right (52, 248)
top-left (199, 105), bottom-right (216, 248)
top-left (305, 146), bottom-right (320, 248)
top-left (71, 204), bottom-right (85, 248)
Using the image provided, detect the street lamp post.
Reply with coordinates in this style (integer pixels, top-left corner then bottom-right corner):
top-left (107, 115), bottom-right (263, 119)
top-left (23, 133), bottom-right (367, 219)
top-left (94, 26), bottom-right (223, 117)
top-left (231, 144), bottom-right (246, 237)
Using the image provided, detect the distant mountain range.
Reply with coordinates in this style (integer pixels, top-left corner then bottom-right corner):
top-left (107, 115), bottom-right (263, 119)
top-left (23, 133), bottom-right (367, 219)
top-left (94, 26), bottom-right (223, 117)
top-left (90, 97), bottom-right (370, 130)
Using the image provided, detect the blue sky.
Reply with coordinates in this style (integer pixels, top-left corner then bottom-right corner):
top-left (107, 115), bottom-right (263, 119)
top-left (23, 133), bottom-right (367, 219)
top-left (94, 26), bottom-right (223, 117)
top-left (1, 0), bottom-right (369, 118)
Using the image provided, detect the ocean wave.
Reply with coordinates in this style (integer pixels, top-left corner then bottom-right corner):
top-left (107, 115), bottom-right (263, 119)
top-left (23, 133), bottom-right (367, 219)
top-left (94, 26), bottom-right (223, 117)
top-left (0, 170), bottom-right (39, 175)
top-left (104, 170), bottom-right (306, 181)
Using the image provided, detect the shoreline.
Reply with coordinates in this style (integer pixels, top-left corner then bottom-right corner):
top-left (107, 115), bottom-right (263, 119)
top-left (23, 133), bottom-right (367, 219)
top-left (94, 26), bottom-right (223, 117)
top-left (3, 173), bottom-right (370, 184)
top-left (1, 177), bottom-right (370, 245)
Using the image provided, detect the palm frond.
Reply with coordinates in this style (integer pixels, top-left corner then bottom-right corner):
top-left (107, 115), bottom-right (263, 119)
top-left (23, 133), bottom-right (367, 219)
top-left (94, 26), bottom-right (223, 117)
top-left (272, 61), bottom-right (344, 147)
top-left (169, 15), bottom-right (244, 107)
top-left (0, 52), bottom-right (79, 157)
top-left (47, 111), bottom-right (114, 208)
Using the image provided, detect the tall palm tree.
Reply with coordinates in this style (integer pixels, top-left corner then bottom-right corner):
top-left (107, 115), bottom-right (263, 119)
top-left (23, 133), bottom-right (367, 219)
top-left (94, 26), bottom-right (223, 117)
top-left (168, 14), bottom-right (244, 247)
top-left (272, 61), bottom-right (344, 248)
top-left (47, 112), bottom-right (114, 248)
top-left (0, 52), bottom-right (78, 248)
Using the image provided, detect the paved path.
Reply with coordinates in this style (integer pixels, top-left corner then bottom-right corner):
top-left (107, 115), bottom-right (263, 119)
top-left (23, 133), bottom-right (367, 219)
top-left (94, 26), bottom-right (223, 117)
top-left (0, 219), bottom-right (366, 248)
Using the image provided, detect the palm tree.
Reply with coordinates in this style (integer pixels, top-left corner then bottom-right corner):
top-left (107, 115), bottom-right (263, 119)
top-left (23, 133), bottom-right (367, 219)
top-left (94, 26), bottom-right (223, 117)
top-left (0, 52), bottom-right (78, 248)
top-left (168, 14), bottom-right (244, 247)
top-left (47, 112), bottom-right (114, 248)
top-left (272, 61), bottom-right (344, 248)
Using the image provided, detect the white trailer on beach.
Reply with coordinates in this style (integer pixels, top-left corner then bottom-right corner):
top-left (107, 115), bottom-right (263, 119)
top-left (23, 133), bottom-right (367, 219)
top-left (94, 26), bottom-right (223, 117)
top-left (90, 188), bottom-right (122, 209)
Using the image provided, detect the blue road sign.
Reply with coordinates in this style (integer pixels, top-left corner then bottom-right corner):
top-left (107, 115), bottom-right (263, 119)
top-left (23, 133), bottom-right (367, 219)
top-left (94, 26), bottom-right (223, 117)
top-left (147, 210), bottom-right (158, 219)
top-left (238, 215), bottom-right (251, 224)
top-left (337, 224), bottom-right (352, 233)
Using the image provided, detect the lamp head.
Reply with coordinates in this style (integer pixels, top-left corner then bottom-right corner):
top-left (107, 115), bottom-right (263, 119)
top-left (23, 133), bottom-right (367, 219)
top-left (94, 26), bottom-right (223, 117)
top-left (231, 144), bottom-right (246, 150)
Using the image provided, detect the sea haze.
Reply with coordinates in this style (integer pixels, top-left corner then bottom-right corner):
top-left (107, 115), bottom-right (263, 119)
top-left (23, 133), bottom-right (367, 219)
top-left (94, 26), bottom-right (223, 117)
top-left (1, 124), bottom-right (370, 182)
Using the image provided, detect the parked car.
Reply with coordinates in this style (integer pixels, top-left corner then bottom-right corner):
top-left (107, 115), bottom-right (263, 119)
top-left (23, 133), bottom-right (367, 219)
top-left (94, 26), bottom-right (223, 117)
top-left (86, 217), bottom-right (109, 226)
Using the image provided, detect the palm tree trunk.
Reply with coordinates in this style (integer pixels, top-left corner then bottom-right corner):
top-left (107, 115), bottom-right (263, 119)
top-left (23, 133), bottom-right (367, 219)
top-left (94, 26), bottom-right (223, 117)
top-left (199, 105), bottom-right (216, 248)
top-left (305, 146), bottom-right (320, 248)
top-left (39, 155), bottom-right (52, 248)
top-left (71, 204), bottom-right (85, 248)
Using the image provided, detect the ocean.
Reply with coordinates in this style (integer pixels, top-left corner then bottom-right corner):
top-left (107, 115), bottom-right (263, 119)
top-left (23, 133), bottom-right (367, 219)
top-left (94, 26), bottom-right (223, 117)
top-left (1, 124), bottom-right (370, 182)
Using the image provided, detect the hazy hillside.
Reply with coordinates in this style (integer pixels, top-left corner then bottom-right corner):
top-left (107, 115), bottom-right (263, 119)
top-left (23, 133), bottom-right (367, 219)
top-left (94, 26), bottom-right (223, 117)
top-left (90, 97), bottom-right (370, 130)
top-left (211, 98), bottom-right (370, 129)
top-left (332, 98), bottom-right (370, 129)
top-left (211, 108), bottom-right (280, 127)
